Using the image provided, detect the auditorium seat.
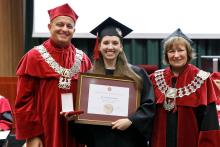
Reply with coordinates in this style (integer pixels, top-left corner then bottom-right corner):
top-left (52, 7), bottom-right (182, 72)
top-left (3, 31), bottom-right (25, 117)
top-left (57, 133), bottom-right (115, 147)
top-left (136, 65), bottom-right (158, 75)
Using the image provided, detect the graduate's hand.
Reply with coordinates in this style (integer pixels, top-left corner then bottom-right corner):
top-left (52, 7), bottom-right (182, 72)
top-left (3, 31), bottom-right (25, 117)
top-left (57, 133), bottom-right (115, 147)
top-left (27, 136), bottom-right (43, 147)
top-left (111, 118), bottom-right (132, 131)
top-left (60, 111), bottom-right (77, 121)
top-left (0, 128), bottom-right (3, 131)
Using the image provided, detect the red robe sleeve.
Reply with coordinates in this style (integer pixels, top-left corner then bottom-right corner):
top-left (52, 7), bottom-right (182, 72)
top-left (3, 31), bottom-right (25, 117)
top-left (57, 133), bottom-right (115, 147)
top-left (0, 97), bottom-right (13, 131)
top-left (14, 75), bottom-right (44, 139)
top-left (198, 130), bottom-right (220, 146)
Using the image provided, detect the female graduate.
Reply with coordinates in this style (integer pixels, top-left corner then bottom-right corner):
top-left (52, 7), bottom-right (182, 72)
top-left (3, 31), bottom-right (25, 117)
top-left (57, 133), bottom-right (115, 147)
top-left (149, 28), bottom-right (220, 147)
top-left (84, 17), bottom-right (156, 147)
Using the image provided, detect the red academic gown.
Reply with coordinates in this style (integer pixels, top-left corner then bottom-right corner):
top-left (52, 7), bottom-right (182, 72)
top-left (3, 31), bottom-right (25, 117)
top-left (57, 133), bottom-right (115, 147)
top-left (149, 64), bottom-right (220, 147)
top-left (14, 38), bottom-right (93, 147)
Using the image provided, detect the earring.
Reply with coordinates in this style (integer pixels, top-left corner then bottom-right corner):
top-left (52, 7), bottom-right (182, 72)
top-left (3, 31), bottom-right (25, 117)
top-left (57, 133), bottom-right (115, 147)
top-left (119, 48), bottom-right (122, 53)
top-left (99, 48), bottom-right (101, 51)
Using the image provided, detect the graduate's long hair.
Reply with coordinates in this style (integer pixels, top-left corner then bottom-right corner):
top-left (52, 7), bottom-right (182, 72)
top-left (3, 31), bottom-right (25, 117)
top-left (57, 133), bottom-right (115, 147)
top-left (91, 40), bottom-right (142, 92)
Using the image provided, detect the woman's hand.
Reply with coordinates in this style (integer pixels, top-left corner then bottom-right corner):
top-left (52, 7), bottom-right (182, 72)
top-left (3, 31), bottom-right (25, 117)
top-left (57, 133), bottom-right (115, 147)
top-left (60, 112), bottom-right (77, 121)
top-left (111, 118), bottom-right (132, 131)
top-left (27, 136), bottom-right (43, 147)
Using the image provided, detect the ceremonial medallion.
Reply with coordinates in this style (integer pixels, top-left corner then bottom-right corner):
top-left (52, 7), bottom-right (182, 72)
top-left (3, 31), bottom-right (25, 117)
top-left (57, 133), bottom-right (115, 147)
top-left (163, 97), bottom-right (176, 111)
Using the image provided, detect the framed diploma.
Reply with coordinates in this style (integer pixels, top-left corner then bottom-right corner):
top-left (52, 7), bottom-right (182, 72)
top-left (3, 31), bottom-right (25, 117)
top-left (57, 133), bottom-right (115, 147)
top-left (75, 72), bottom-right (140, 126)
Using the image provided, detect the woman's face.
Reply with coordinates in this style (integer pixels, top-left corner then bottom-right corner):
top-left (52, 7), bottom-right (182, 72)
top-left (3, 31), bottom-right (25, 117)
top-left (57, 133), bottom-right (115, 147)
top-left (99, 36), bottom-right (122, 63)
top-left (167, 42), bottom-right (188, 71)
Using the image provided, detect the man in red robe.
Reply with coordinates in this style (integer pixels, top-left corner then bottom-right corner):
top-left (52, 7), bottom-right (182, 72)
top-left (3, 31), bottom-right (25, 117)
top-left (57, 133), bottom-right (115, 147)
top-left (14, 3), bottom-right (92, 147)
top-left (0, 95), bottom-right (13, 147)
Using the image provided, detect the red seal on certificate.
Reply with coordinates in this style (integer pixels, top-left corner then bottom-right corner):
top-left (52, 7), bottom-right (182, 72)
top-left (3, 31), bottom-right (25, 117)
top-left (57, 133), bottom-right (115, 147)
top-left (108, 87), bottom-right (112, 91)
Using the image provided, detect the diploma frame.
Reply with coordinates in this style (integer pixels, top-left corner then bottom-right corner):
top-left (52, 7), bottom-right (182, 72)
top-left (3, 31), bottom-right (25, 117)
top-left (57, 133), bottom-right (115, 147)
top-left (75, 72), bottom-right (140, 126)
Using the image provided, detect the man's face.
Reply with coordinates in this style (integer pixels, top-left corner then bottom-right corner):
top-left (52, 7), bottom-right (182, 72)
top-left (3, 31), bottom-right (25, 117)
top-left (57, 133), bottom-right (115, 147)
top-left (48, 16), bottom-right (75, 48)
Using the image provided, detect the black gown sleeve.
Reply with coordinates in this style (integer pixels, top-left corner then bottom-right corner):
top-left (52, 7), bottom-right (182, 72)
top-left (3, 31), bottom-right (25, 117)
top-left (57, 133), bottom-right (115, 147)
top-left (128, 65), bottom-right (156, 140)
top-left (196, 101), bottom-right (220, 146)
top-left (196, 101), bottom-right (219, 131)
top-left (1, 111), bottom-right (13, 124)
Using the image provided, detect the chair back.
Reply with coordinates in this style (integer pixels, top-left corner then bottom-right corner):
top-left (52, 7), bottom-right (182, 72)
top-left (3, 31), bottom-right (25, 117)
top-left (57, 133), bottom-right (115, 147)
top-left (136, 65), bottom-right (158, 75)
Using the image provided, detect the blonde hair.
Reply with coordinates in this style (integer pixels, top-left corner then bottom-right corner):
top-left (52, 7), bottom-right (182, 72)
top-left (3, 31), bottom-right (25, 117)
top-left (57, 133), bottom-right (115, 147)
top-left (163, 36), bottom-right (196, 65)
top-left (92, 48), bottom-right (142, 91)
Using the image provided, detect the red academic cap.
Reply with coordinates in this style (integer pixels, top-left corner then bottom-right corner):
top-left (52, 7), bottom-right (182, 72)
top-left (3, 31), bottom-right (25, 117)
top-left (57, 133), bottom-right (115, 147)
top-left (48, 3), bottom-right (78, 23)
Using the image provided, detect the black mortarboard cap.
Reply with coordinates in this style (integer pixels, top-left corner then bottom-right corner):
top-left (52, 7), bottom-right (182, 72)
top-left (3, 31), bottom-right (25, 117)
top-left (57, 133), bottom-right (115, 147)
top-left (90, 17), bottom-right (133, 42)
top-left (90, 17), bottom-right (132, 60)
top-left (162, 28), bottom-right (194, 45)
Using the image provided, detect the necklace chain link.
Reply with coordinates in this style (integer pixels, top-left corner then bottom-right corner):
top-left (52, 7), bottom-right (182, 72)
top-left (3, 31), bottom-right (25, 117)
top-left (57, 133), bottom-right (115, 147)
top-left (154, 69), bottom-right (210, 111)
top-left (35, 45), bottom-right (83, 90)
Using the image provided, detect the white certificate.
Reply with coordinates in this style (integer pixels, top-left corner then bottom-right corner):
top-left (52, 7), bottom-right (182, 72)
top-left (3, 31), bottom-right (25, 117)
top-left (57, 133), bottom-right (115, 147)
top-left (87, 84), bottom-right (129, 117)
top-left (0, 130), bottom-right (10, 140)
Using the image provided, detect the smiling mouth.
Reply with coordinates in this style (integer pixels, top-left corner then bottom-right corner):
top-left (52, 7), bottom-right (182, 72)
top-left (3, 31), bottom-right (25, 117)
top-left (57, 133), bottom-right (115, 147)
top-left (106, 52), bottom-right (114, 55)
top-left (59, 33), bottom-right (68, 37)
top-left (173, 59), bottom-right (182, 62)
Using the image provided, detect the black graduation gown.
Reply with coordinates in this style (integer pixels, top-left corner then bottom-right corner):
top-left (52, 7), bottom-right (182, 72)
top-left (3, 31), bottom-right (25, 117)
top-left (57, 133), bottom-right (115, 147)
top-left (72, 65), bottom-right (156, 147)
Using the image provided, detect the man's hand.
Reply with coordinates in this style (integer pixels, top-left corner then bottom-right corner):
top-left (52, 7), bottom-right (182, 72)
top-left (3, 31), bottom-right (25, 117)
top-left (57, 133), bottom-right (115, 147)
top-left (60, 112), bottom-right (77, 121)
top-left (111, 118), bottom-right (132, 131)
top-left (0, 128), bottom-right (3, 131)
top-left (27, 136), bottom-right (43, 147)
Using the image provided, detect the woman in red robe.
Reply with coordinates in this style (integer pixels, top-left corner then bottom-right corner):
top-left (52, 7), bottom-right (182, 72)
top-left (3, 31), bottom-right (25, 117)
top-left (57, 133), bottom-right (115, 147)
top-left (0, 95), bottom-right (13, 147)
top-left (149, 28), bottom-right (220, 147)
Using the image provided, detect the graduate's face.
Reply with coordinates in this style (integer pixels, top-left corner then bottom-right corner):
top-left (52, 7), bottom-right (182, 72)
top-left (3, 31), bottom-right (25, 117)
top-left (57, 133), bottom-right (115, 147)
top-left (167, 42), bottom-right (188, 71)
top-left (99, 36), bottom-right (122, 63)
top-left (48, 16), bottom-right (75, 48)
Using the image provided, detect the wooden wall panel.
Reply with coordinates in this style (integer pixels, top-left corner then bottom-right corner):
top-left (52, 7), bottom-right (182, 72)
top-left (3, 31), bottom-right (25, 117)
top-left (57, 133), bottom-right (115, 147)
top-left (0, 0), bottom-right (13, 76)
top-left (0, 0), bottom-right (23, 76)
top-left (11, 0), bottom-right (24, 76)
top-left (0, 0), bottom-right (23, 134)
